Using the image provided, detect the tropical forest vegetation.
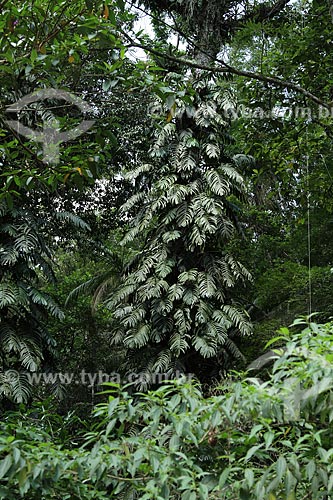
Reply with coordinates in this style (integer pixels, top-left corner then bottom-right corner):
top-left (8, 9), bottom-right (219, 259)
top-left (1, 0), bottom-right (333, 498)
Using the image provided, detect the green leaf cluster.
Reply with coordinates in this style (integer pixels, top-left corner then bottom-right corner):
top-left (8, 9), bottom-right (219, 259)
top-left (0, 321), bottom-right (333, 498)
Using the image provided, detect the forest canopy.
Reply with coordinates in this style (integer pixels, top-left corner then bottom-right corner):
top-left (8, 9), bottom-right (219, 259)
top-left (0, 0), bottom-right (333, 498)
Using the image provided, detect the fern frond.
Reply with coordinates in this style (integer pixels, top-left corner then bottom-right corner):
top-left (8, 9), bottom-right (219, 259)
top-left (169, 332), bottom-right (189, 355)
top-left (0, 370), bottom-right (32, 403)
top-left (124, 324), bottom-right (150, 348)
top-left (152, 349), bottom-right (172, 372)
top-left (123, 163), bottom-right (152, 181)
top-left (205, 170), bottom-right (229, 196)
top-left (65, 270), bottom-right (118, 308)
top-left (120, 191), bottom-right (146, 214)
top-left (55, 211), bottom-right (91, 231)
top-left (192, 335), bottom-right (217, 357)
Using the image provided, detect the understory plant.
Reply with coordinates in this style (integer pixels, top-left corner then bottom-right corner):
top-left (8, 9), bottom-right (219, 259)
top-left (0, 319), bottom-right (333, 499)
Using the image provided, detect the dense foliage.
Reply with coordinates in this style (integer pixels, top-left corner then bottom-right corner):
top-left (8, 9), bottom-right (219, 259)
top-left (106, 75), bottom-right (253, 382)
top-left (1, 0), bottom-right (333, 497)
top-left (0, 321), bottom-right (332, 499)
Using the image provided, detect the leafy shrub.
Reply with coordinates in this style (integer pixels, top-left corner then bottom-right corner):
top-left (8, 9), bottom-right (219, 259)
top-left (0, 319), bottom-right (333, 499)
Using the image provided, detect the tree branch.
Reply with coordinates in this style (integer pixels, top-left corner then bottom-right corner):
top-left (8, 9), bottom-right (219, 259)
top-left (248, 0), bottom-right (292, 22)
top-left (122, 31), bottom-right (330, 109)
